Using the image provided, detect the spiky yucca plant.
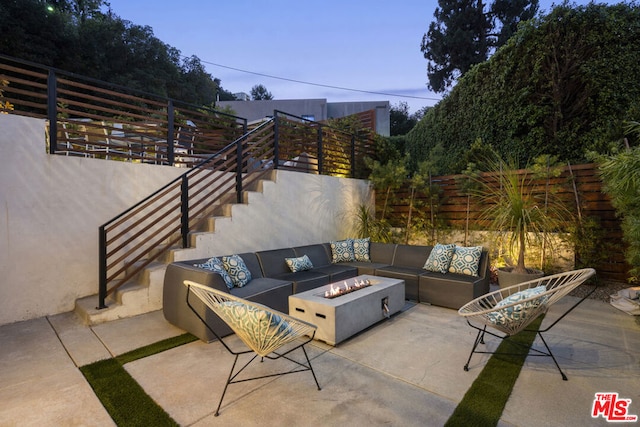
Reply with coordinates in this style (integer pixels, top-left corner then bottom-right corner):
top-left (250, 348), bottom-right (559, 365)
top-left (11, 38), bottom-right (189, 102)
top-left (471, 155), bottom-right (571, 275)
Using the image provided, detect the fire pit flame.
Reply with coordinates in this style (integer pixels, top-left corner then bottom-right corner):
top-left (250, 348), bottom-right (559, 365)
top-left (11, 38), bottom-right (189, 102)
top-left (324, 278), bottom-right (372, 299)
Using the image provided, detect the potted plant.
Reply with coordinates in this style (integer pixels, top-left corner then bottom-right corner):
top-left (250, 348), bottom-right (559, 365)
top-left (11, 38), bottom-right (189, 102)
top-left (470, 154), bottom-right (572, 288)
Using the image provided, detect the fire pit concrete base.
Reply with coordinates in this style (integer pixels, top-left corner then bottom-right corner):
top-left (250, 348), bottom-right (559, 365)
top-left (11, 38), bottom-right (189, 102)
top-left (288, 275), bottom-right (405, 345)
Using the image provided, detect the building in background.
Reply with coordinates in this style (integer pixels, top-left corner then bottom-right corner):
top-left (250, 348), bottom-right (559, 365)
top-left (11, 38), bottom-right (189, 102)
top-left (218, 98), bottom-right (390, 136)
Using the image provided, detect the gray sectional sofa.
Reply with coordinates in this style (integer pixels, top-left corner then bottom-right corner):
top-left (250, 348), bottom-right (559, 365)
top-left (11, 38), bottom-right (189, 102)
top-left (163, 241), bottom-right (490, 341)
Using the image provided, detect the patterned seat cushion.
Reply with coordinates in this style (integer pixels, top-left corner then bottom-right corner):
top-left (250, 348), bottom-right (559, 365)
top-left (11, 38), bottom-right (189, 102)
top-left (195, 257), bottom-right (234, 290)
top-left (218, 301), bottom-right (292, 339)
top-left (285, 254), bottom-right (314, 272)
top-left (448, 246), bottom-right (483, 276)
top-left (488, 285), bottom-right (549, 326)
top-left (221, 254), bottom-right (252, 288)
top-left (423, 243), bottom-right (455, 274)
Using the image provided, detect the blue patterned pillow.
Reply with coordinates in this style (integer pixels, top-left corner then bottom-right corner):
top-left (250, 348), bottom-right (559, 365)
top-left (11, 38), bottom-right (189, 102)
top-left (330, 239), bottom-right (355, 263)
top-left (488, 285), bottom-right (548, 325)
top-left (221, 255), bottom-right (252, 288)
top-left (352, 238), bottom-right (371, 262)
top-left (195, 257), bottom-right (234, 290)
top-left (285, 255), bottom-right (314, 272)
top-left (448, 246), bottom-right (483, 276)
top-left (218, 301), bottom-right (291, 340)
top-left (422, 243), bottom-right (455, 273)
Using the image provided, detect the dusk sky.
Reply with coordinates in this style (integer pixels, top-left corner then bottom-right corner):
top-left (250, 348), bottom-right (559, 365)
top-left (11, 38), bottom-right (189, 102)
top-left (104, 0), bottom-right (620, 113)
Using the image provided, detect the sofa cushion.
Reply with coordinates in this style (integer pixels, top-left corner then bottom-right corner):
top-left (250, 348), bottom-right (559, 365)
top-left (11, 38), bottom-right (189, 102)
top-left (285, 255), bottom-right (314, 272)
top-left (194, 257), bottom-right (234, 289)
top-left (369, 242), bottom-right (396, 264)
top-left (352, 238), bottom-right (371, 262)
top-left (230, 278), bottom-right (293, 314)
top-left (423, 243), bottom-right (455, 274)
top-left (330, 239), bottom-right (355, 262)
top-left (448, 245), bottom-right (483, 276)
top-left (293, 244), bottom-right (331, 267)
top-left (256, 248), bottom-right (297, 277)
top-left (222, 254), bottom-right (252, 288)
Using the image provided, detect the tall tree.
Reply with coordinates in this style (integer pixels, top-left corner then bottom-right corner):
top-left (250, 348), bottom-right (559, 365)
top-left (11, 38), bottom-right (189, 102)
top-left (421, 0), bottom-right (538, 93)
top-left (250, 84), bottom-right (273, 100)
top-left (390, 102), bottom-right (418, 136)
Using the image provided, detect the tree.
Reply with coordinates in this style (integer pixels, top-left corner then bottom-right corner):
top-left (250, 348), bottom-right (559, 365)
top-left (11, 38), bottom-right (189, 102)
top-left (0, 0), bottom-right (236, 107)
top-left (421, 0), bottom-right (538, 93)
top-left (409, 3), bottom-right (640, 174)
top-left (390, 102), bottom-right (418, 136)
top-left (250, 84), bottom-right (273, 100)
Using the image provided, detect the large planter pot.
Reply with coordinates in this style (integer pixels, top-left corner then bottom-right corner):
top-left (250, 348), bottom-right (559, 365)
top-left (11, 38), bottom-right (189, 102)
top-left (497, 267), bottom-right (544, 289)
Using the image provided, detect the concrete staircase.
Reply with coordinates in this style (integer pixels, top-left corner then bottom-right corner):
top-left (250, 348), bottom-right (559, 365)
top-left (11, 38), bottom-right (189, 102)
top-left (74, 171), bottom-right (277, 325)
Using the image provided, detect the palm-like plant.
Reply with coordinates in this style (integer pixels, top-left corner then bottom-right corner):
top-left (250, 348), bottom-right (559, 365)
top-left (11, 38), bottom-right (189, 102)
top-left (471, 155), bottom-right (571, 275)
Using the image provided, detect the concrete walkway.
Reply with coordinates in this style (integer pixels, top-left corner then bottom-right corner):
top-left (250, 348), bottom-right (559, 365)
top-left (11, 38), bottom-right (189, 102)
top-left (1, 297), bottom-right (638, 426)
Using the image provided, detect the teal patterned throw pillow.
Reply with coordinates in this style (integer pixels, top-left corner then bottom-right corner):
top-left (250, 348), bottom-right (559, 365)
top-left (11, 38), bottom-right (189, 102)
top-left (448, 246), bottom-right (483, 276)
top-left (285, 255), bottom-right (314, 272)
top-left (218, 301), bottom-right (292, 339)
top-left (195, 257), bottom-right (234, 290)
top-left (330, 239), bottom-right (355, 263)
top-left (352, 237), bottom-right (371, 262)
top-left (422, 243), bottom-right (455, 273)
top-left (221, 255), bottom-right (252, 288)
top-left (487, 285), bottom-right (548, 326)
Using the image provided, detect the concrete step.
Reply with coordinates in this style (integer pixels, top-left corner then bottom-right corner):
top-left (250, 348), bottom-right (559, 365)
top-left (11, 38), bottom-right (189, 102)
top-left (74, 262), bottom-right (166, 325)
top-left (74, 173), bottom-right (277, 325)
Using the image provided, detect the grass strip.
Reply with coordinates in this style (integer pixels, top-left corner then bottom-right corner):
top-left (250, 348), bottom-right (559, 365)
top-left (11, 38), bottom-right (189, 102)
top-left (81, 359), bottom-right (178, 427)
top-left (80, 332), bottom-right (197, 426)
top-left (116, 332), bottom-right (197, 365)
top-left (445, 316), bottom-right (544, 427)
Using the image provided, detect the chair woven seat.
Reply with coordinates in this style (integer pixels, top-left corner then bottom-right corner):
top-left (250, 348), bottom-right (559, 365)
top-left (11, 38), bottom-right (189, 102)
top-left (184, 280), bottom-right (321, 416)
top-left (458, 268), bottom-right (596, 380)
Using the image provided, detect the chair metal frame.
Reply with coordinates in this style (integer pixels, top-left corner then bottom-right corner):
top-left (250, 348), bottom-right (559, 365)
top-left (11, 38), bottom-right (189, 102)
top-left (184, 280), bottom-right (321, 416)
top-left (458, 268), bottom-right (596, 380)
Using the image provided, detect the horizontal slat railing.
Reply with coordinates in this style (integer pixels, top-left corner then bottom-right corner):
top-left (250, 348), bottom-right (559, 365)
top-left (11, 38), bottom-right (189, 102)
top-left (1, 54), bottom-right (247, 165)
top-left (98, 119), bottom-right (277, 307)
top-left (273, 110), bottom-right (376, 178)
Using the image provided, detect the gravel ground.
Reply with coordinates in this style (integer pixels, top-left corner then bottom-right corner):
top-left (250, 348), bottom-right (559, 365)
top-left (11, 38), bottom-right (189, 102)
top-left (569, 280), bottom-right (632, 303)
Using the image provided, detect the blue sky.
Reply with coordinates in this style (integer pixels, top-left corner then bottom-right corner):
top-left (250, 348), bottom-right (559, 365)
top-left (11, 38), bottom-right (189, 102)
top-left (105, 0), bottom-right (620, 113)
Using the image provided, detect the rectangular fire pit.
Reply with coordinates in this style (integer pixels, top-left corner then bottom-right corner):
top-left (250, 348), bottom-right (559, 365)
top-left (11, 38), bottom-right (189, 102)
top-left (288, 275), bottom-right (405, 345)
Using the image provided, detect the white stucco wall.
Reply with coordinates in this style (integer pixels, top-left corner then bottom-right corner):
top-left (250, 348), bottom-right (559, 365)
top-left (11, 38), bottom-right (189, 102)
top-left (0, 114), bottom-right (373, 325)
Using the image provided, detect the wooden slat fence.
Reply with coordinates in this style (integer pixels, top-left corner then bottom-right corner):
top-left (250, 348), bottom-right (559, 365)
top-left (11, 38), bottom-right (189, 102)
top-left (380, 163), bottom-right (628, 281)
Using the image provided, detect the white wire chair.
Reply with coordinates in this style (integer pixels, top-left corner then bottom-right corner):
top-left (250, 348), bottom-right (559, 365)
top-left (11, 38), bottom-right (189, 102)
top-left (184, 280), bottom-right (321, 416)
top-left (458, 268), bottom-right (596, 380)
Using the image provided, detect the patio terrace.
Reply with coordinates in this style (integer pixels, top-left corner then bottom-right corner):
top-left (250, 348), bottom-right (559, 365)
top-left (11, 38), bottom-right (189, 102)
top-left (1, 294), bottom-right (638, 426)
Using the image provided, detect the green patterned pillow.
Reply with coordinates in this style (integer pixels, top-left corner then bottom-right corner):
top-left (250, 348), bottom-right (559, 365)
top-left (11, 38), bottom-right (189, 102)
top-left (218, 301), bottom-right (291, 339)
top-left (422, 243), bottom-right (455, 273)
top-left (285, 254), bottom-right (314, 272)
top-left (488, 285), bottom-right (548, 326)
top-left (330, 239), bottom-right (355, 263)
top-left (448, 246), bottom-right (483, 276)
top-left (195, 257), bottom-right (234, 290)
top-left (221, 255), bottom-right (252, 288)
top-left (352, 237), bottom-right (371, 262)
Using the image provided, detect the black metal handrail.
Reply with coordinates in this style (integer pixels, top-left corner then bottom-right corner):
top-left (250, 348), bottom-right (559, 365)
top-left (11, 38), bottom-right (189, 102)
top-left (98, 119), bottom-right (277, 308)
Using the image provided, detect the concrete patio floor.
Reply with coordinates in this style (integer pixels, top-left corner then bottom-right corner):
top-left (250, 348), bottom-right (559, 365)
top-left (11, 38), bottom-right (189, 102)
top-left (1, 297), bottom-right (638, 426)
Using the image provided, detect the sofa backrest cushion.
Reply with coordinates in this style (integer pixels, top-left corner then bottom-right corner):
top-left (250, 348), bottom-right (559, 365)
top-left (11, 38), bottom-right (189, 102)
top-left (393, 244), bottom-right (432, 268)
top-left (369, 242), bottom-right (396, 264)
top-left (256, 248), bottom-right (297, 277)
top-left (293, 244), bottom-right (331, 267)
